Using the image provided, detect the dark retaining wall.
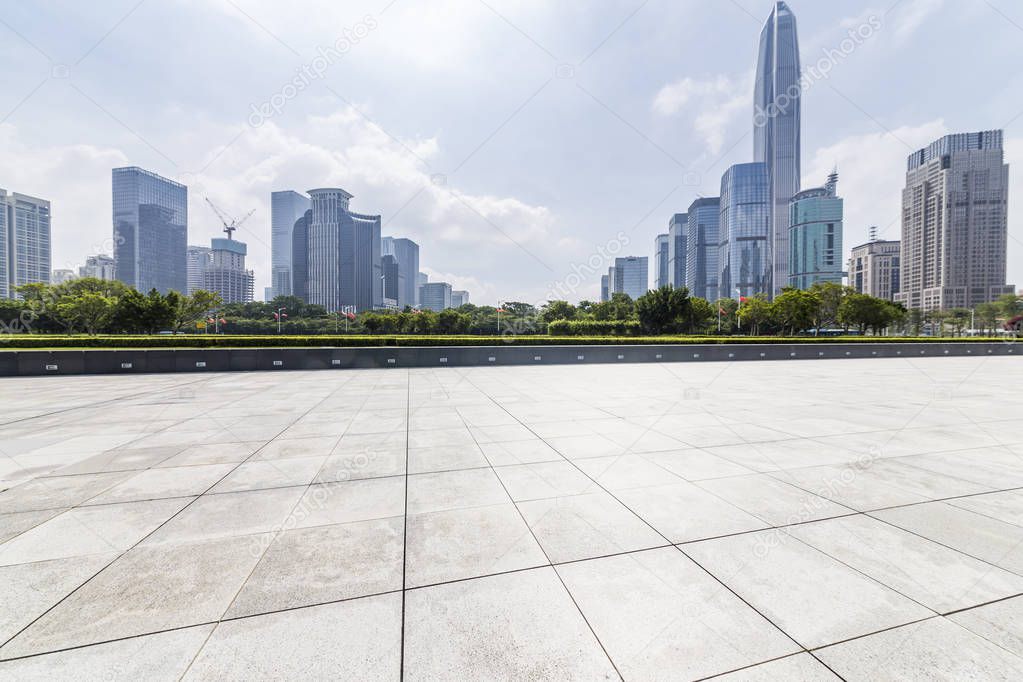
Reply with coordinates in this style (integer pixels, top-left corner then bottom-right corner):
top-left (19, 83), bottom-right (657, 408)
top-left (0, 342), bottom-right (1016, 377)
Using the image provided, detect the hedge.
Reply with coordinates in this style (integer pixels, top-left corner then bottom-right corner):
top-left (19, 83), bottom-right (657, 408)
top-left (0, 334), bottom-right (1012, 350)
top-left (546, 320), bottom-right (642, 336)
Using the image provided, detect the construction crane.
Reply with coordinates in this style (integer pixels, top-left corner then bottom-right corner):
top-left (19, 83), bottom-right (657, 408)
top-left (204, 196), bottom-right (255, 240)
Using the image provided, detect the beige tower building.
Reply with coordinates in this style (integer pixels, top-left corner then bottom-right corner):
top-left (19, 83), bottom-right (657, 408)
top-left (895, 131), bottom-right (1014, 311)
top-left (848, 234), bottom-right (900, 301)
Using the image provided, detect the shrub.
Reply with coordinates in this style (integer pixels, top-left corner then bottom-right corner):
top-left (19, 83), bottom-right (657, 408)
top-left (546, 320), bottom-right (642, 336)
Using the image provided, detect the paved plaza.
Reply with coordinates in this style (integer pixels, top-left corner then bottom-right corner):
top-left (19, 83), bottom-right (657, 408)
top-left (1, 356), bottom-right (1022, 679)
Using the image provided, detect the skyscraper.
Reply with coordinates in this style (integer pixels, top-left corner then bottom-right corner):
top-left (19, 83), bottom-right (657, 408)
top-left (613, 256), bottom-right (648, 300)
top-left (270, 190), bottom-right (310, 298)
top-left (686, 197), bottom-right (721, 301)
top-left (416, 272), bottom-right (428, 305)
top-left (382, 236), bottom-right (420, 309)
top-left (654, 233), bottom-right (669, 289)
top-left (307, 188), bottom-right (381, 313)
top-left (600, 274), bottom-right (609, 302)
top-left (719, 162), bottom-right (771, 300)
top-left (79, 254), bottom-right (116, 281)
top-left (202, 238), bottom-right (254, 304)
top-left (186, 245), bottom-right (211, 294)
top-left (112, 167), bottom-right (187, 295)
top-left (419, 281), bottom-right (451, 311)
top-left (0, 189), bottom-right (51, 298)
top-left (667, 213), bottom-right (687, 288)
top-left (849, 237), bottom-right (900, 301)
top-left (894, 131), bottom-right (1014, 310)
top-left (291, 209), bottom-right (311, 301)
top-left (754, 1), bottom-right (801, 297)
top-left (451, 290), bottom-right (470, 308)
top-left (381, 253), bottom-right (401, 307)
top-left (788, 171), bottom-right (843, 290)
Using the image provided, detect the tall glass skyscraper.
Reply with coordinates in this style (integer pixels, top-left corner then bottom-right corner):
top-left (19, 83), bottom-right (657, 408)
top-left (653, 233), bottom-right (669, 289)
top-left (381, 236), bottom-right (420, 310)
top-left (667, 213), bottom-right (687, 288)
top-left (685, 197), bottom-right (721, 301)
top-left (754, 1), bottom-right (801, 298)
top-left (112, 167), bottom-right (187, 294)
top-left (270, 190), bottom-right (311, 298)
top-left (719, 162), bottom-right (770, 299)
top-left (613, 256), bottom-right (649, 301)
top-left (0, 189), bottom-right (51, 299)
top-left (307, 188), bottom-right (382, 313)
top-left (788, 171), bottom-right (843, 290)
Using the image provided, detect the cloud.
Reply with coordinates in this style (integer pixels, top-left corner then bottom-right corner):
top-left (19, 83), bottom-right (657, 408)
top-left (651, 73), bottom-right (751, 154)
top-left (890, 0), bottom-right (944, 41)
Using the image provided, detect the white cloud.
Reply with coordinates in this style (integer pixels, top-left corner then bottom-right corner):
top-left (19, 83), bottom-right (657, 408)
top-left (890, 0), bottom-right (944, 41)
top-left (651, 73), bottom-right (751, 154)
top-left (421, 268), bottom-right (494, 303)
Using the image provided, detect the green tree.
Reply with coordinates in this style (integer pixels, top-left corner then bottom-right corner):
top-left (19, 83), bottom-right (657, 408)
top-left (55, 291), bottom-right (115, 335)
top-left (808, 281), bottom-right (848, 333)
top-left (590, 293), bottom-right (635, 321)
top-left (736, 294), bottom-right (771, 335)
top-left (635, 286), bottom-right (690, 334)
top-left (540, 300), bottom-right (577, 324)
top-left (685, 297), bottom-right (715, 334)
top-left (770, 288), bottom-right (820, 335)
top-left (437, 309), bottom-right (471, 334)
top-left (714, 298), bottom-right (738, 334)
top-left (975, 302), bottom-right (1000, 335)
top-left (171, 290), bottom-right (222, 333)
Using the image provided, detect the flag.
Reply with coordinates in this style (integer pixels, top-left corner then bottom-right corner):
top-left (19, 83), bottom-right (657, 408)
top-left (345, 312), bottom-right (356, 320)
top-left (272, 312), bottom-right (279, 320)
top-left (219, 318), bottom-right (226, 325)
top-left (739, 296), bottom-right (748, 303)
top-left (496, 307), bottom-right (507, 313)
top-left (719, 307), bottom-right (726, 315)
top-left (207, 317), bottom-right (215, 324)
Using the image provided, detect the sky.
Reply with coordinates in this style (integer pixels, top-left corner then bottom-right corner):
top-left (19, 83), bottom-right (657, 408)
top-left (1, 0), bottom-right (1021, 306)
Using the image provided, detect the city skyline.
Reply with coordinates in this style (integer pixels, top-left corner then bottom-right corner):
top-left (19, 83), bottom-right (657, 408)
top-left (1, 1), bottom-right (1022, 304)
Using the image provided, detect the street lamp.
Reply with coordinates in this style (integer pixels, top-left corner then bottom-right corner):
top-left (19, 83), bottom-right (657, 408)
top-left (273, 307), bottom-right (287, 334)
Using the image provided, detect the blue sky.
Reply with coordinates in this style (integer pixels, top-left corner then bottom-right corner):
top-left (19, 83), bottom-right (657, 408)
top-left (1, 0), bottom-right (1021, 305)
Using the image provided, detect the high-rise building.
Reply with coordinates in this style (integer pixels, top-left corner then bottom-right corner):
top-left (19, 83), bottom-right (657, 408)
top-left (600, 274), bottom-right (609, 302)
top-left (264, 286), bottom-right (274, 302)
top-left (186, 245), bottom-right (211, 294)
top-left (849, 236), bottom-right (900, 301)
top-left (381, 254), bottom-right (401, 308)
top-left (788, 170), bottom-right (843, 290)
top-left (667, 213), bottom-right (687, 288)
top-left (719, 162), bottom-right (771, 300)
top-left (291, 209), bottom-right (311, 302)
top-left (270, 190), bottom-right (310, 298)
top-left (754, 1), bottom-right (801, 297)
top-left (113, 167), bottom-right (187, 295)
top-left (613, 257), bottom-right (648, 301)
top-left (895, 131), bottom-right (1014, 310)
top-left (451, 290), bottom-right (469, 308)
top-left (416, 272), bottom-right (428, 305)
top-left (52, 269), bottom-right (76, 285)
top-left (1, 189), bottom-right (51, 298)
top-left (654, 233), bottom-right (670, 289)
top-left (382, 236), bottom-right (420, 309)
top-left (79, 254), bottom-right (116, 281)
top-left (419, 281), bottom-right (451, 311)
top-left (203, 238), bottom-right (254, 304)
top-left (686, 197), bottom-right (721, 301)
top-left (307, 188), bottom-right (382, 313)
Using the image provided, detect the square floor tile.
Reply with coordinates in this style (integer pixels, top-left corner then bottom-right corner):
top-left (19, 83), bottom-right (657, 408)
top-left (209, 456), bottom-right (326, 494)
top-left (697, 473), bottom-right (853, 526)
top-left (616, 481), bottom-right (767, 543)
top-left (948, 596), bottom-right (1023, 657)
top-left (404, 567), bottom-right (617, 680)
top-left (407, 468), bottom-right (509, 514)
top-left (494, 461), bottom-right (596, 501)
top-left (86, 464), bottom-right (235, 504)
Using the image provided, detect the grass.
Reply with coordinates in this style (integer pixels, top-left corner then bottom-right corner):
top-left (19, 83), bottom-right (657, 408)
top-left (0, 334), bottom-right (1011, 350)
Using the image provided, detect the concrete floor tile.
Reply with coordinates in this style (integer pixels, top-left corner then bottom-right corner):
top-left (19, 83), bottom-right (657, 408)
top-left (712, 653), bottom-right (841, 681)
top-left (494, 461), bottom-right (597, 501)
top-left (948, 595), bottom-right (1023, 657)
top-left (697, 473), bottom-right (853, 526)
top-left (85, 464), bottom-right (235, 504)
top-left (617, 481), bottom-right (768, 543)
top-left (407, 468), bottom-right (509, 514)
top-left (208, 456), bottom-right (326, 494)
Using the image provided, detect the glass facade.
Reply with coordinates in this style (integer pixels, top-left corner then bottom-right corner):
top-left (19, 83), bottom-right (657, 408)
top-left (270, 190), bottom-right (310, 298)
top-left (1, 190), bottom-right (51, 298)
top-left (291, 209), bottom-right (311, 301)
top-left (419, 282), bottom-right (451, 311)
top-left (653, 233), bottom-right (669, 289)
top-left (382, 236), bottom-right (420, 310)
top-left (788, 178), bottom-right (843, 290)
top-left (667, 213), bottom-right (687, 288)
top-left (754, 1), bottom-right (801, 297)
top-left (113, 167), bottom-right (187, 294)
top-left (685, 197), bottom-right (720, 301)
top-left (307, 188), bottom-right (381, 313)
top-left (719, 162), bottom-right (770, 299)
top-left (613, 256), bottom-right (648, 301)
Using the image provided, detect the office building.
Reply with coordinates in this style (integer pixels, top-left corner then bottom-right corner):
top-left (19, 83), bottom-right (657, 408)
top-left (416, 272), bottom-right (428, 305)
top-left (788, 170), bottom-right (843, 290)
top-left (600, 274), bottom-right (609, 302)
top-left (307, 188), bottom-right (382, 313)
top-left (79, 254), bottom-right (116, 281)
top-left (451, 290), bottom-right (469, 308)
top-left (654, 233), bottom-right (669, 289)
top-left (849, 235), bottom-right (900, 301)
top-left (270, 190), bottom-right (310, 298)
top-left (264, 286), bottom-right (274, 302)
top-left (381, 254), bottom-right (400, 308)
top-left (1, 189), bottom-right (51, 298)
top-left (613, 256), bottom-right (648, 301)
top-left (895, 130), bottom-right (1014, 310)
top-left (52, 269), bottom-right (75, 285)
top-left (290, 209), bottom-right (311, 301)
top-left (419, 281), bottom-right (451, 311)
top-left (112, 167), bottom-right (187, 294)
top-left (686, 197), bottom-right (721, 301)
top-left (719, 162), bottom-right (771, 299)
top-left (754, 1), bottom-right (801, 297)
top-left (203, 238), bottom-right (254, 304)
top-left (667, 213), bottom-right (687, 288)
top-left (382, 236), bottom-right (420, 309)
top-left (186, 245), bottom-right (211, 294)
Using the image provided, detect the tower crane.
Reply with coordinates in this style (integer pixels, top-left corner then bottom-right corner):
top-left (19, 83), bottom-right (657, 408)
top-left (204, 196), bottom-right (255, 240)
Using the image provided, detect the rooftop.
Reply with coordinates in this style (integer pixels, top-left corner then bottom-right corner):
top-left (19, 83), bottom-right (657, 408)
top-left (1, 357), bottom-right (1022, 678)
